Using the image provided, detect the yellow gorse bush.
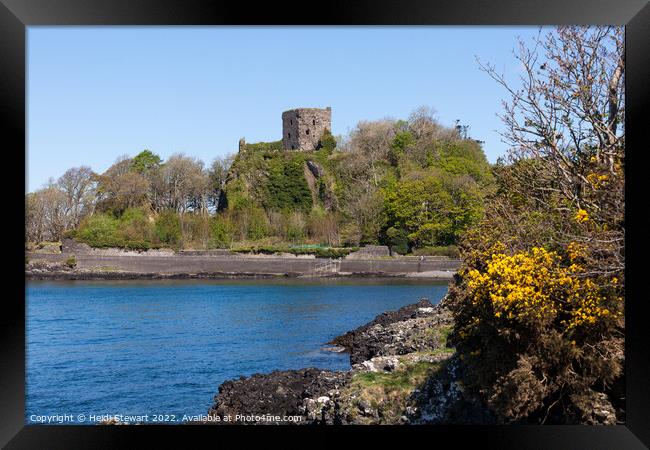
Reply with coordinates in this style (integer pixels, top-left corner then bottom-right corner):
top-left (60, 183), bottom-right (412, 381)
top-left (465, 245), bottom-right (614, 332)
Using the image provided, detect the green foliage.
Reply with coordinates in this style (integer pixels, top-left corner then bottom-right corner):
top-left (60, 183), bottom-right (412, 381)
top-left (118, 207), bottom-right (157, 249)
top-left (64, 256), bottom-right (77, 268)
top-left (352, 360), bottom-right (439, 390)
top-left (228, 206), bottom-right (269, 240)
top-left (319, 129), bottom-right (337, 152)
top-left (232, 244), bottom-right (358, 258)
top-left (263, 156), bottom-right (313, 212)
top-left (209, 216), bottom-right (234, 249)
top-left (66, 110), bottom-right (494, 254)
top-left (131, 149), bottom-right (162, 173)
top-left (383, 171), bottom-right (483, 249)
top-left (178, 213), bottom-right (211, 249)
top-left (411, 245), bottom-right (460, 258)
top-left (283, 212), bottom-right (306, 242)
top-left (76, 213), bottom-right (122, 248)
top-left (241, 140), bottom-right (284, 153)
top-left (246, 207), bottom-right (269, 240)
top-left (154, 209), bottom-right (181, 246)
top-left (433, 140), bottom-right (493, 185)
top-left (76, 207), bottom-right (159, 250)
top-left (223, 178), bottom-right (252, 211)
top-left (384, 226), bottom-right (409, 255)
top-left (388, 131), bottom-right (415, 165)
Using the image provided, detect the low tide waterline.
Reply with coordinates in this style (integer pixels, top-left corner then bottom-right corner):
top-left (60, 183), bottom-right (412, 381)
top-left (26, 278), bottom-right (448, 424)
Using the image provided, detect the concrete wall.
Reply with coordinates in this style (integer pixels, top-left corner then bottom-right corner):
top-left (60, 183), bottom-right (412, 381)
top-left (282, 107), bottom-right (331, 151)
top-left (27, 253), bottom-right (460, 277)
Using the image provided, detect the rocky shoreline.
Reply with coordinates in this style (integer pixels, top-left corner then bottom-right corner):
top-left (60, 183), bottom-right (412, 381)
top-left (206, 296), bottom-right (486, 425)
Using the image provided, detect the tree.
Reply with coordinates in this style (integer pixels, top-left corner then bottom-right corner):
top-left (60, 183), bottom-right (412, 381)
top-left (56, 166), bottom-right (96, 229)
top-left (131, 149), bottom-right (162, 173)
top-left (383, 171), bottom-right (483, 249)
top-left (26, 191), bottom-right (47, 243)
top-left (158, 154), bottom-right (210, 214)
top-left (95, 156), bottom-right (149, 215)
top-left (476, 25), bottom-right (624, 276)
top-left (26, 182), bottom-right (68, 242)
top-left (341, 183), bottom-right (385, 245)
top-left (208, 154), bottom-right (234, 212)
top-left (449, 26), bottom-right (625, 424)
top-left (346, 119), bottom-right (396, 186)
top-left (319, 129), bottom-right (337, 152)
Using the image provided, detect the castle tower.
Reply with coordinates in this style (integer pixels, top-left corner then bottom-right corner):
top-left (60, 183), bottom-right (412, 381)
top-left (282, 107), bottom-right (331, 151)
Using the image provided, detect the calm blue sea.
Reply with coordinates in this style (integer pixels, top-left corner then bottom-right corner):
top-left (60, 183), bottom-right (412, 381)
top-left (26, 279), bottom-right (448, 424)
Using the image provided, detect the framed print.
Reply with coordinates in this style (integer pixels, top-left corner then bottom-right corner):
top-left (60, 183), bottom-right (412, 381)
top-left (2, 0), bottom-right (649, 448)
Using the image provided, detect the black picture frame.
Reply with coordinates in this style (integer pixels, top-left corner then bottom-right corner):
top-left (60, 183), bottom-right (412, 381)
top-left (2, 1), bottom-right (649, 448)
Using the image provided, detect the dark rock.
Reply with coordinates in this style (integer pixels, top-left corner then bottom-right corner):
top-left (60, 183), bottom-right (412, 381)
top-left (306, 160), bottom-right (325, 178)
top-left (331, 298), bottom-right (433, 350)
top-left (330, 297), bottom-right (453, 364)
top-left (208, 368), bottom-right (351, 424)
top-left (408, 356), bottom-right (496, 424)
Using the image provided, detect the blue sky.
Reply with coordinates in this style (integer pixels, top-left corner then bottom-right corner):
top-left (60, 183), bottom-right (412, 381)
top-left (27, 26), bottom-right (543, 193)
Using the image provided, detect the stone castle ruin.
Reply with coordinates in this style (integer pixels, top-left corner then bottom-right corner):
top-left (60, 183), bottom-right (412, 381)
top-left (238, 107), bottom-right (332, 153)
top-left (282, 107), bottom-right (331, 151)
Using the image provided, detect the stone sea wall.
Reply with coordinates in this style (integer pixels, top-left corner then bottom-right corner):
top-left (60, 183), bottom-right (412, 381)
top-left (26, 246), bottom-right (460, 280)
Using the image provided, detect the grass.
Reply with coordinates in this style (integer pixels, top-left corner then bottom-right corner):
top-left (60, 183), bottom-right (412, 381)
top-left (352, 360), bottom-right (440, 391)
top-left (339, 359), bottom-right (443, 424)
top-left (438, 324), bottom-right (453, 347)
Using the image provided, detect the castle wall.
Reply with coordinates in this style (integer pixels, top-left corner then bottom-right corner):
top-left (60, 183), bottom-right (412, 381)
top-left (282, 107), bottom-right (331, 151)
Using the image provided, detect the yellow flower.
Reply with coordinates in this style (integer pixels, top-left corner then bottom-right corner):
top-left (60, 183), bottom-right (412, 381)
top-left (462, 246), bottom-right (617, 332)
top-left (574, 209), bottom-right (589, 223)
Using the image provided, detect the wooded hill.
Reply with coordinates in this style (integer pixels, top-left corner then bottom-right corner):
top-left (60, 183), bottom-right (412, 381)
top-left (26, 107), bottom-right (493, 255)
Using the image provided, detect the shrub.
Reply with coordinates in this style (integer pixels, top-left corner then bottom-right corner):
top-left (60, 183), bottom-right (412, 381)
top-left (118, 207), bottom-right (156, 248)
top-left (179, 213), bottom-right (211, 249)
top-left (383, 171), bottom-right (483, 249)
top-left (308, 207), bottom-right (340, 246)
top-left (411, 245), bottom-right (459, 258)
top-left (76, 208), bottom-right (158, 250)
top-left (284, 212), bottom-right (306, 242)
top-left (76, 213), bottom-right (122, 248)
top-left (384, 226), bottom-right (409, 255)
top-left (319, 129), bottom-right (337, 152)
top-left (448, 243), bottom-right (623, 423)
top-left (155, 209), bottom-right (181, 246)
top-left (263, 156), bottom-right (313, 212)
top-left (209, 216), bottom-right (234, 249)
top-left (388, 131), bottom-right (414, 165)
top-left (246, 207), bottom-right (271, 240)
top-left (232, 244), bottom-right (358, 258)
top-left (64, 256), bottom-right (77, 268)
top-left (241, 140), bottom-right (283, 153)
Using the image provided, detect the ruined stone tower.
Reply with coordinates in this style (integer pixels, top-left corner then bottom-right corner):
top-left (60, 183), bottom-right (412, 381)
top-left (282, 107), bottom-right (331, 151)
